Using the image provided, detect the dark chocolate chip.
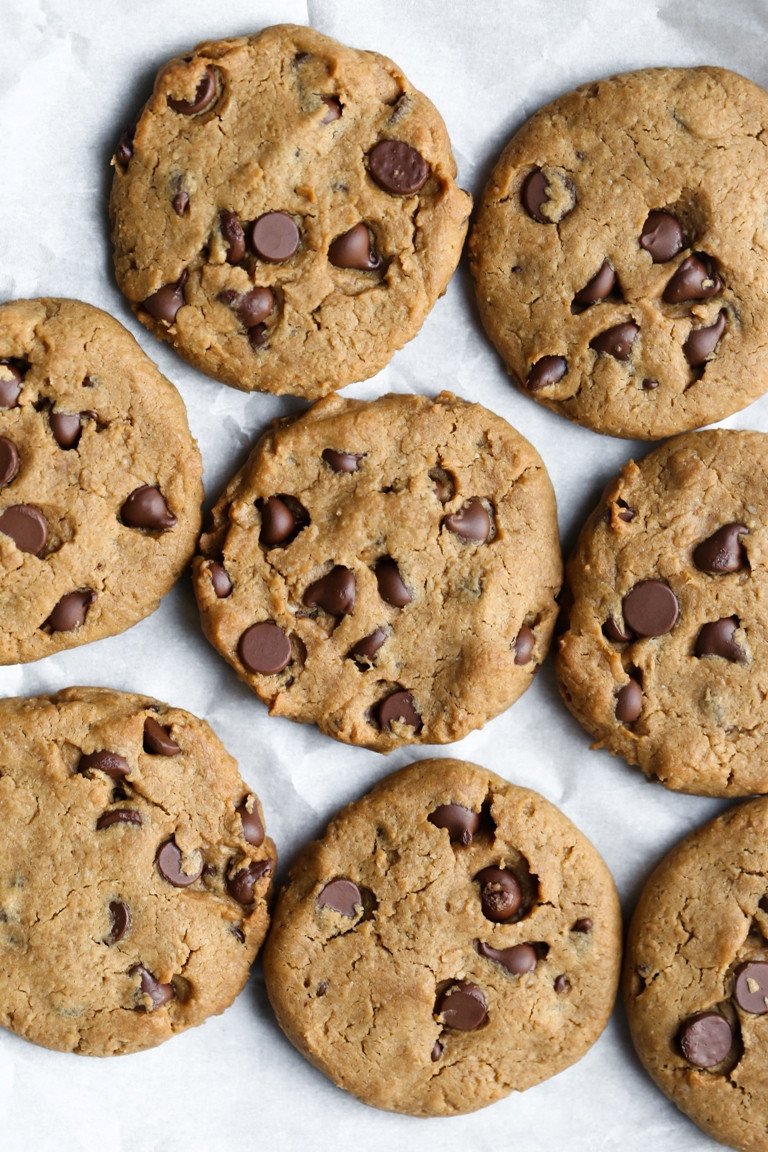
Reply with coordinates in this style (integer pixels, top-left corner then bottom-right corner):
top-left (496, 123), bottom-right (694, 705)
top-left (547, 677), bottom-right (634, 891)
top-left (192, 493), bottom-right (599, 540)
top-left (115, 125), bottom-right (135, 169)
top-left (49, 412), bottom-right (82, 449)
top-left (121, 485), bottom-right (177, 531)
top-left (430, 467), bottom-right (455, 502)
top-left (642, 378), bottom-right (659, 390)
top-left (573, 260), bottom-right (616, 306)
top-left (679, 1012), bottom-right (733, 1067)
top-left (220, 210), bottom-right (246, 264)
top-left (0, 437), bottom-right (19, 485)
top-left (444, 500), bottom-right (491, 543)
top-left (226, 858), bottom-right (273, 904)
top-left (167, 65), bottom-right (217, 115)
top-left (317, 878), bottom-right (362, 917)
top-left (172, 186), bottom-right (189, 217)
top-left (603, 616), bottom-right (633, 644)
top-left (476, 939), bottom-right (537, 975)
top-left (375, 557), bottom-right (412, 606)
top-left (323, 448), bottom-right (363, 473)
top-left (239, 621), bottom-right (292, 675)
top-left (434, 982), bottom-right (487, 1030)
top-left (0, 363), bottom-right (22, 408)
top-left (616, 499), bottom-right (635, 522)
top-left (521, 166), bottom-right (576, 223)
top-left (45, 589), bottom-right (95, 632)
top-left (156, 838), bottom-right (203, 887)
top-left (143, 716), bottom-right (180, 756)
top-left (572, 918), bottom-right (593, 933)
top-left (695, 617), bottom-right (747, 664)
top-left (131, 965), bottom-right (174, 1010)
top-left (320, 95), bottom-right (342, 123)
top-left (250, 212), bottom-right (300, 262)
top-left (428, 803), bottom-right (481, 845)
top-left (378, 690), bottom-right (422, 733)
top-left (590, 322), bottom-right (639, 361)
top-left (249, 324), bottom-right (267, 349)
top-left (106, 900), bottom-right (130, 944)
top-left (328, 223), bottom-right (381, 270)
top-left (142, 273), bottom-right (187, 324)
top-left (237, 797), bottom-right (265, 847)
top-left (303, 565), bottom-right (356, 616)
top-left (79, 750), bottom-right (130, 780)
top-left (475, 866), bottom-right (523, 921)
top-left (622, 580), bottom-right (679, 636)
top-left (236, 287), bottom-right (275, 328)
top-left (514, 625), bottom-right (535, 665)
top-left (639, 210), bottom-right (685, 263)
top-left (554, 974), bottom-right (570, 993)
top-left (208, 560), bottom-right (233, 597)
top-left (368, 139), bottom-right (429, 195)
top-left (693, 523), bottom-right (748, 573)
top-left (615, 679), bottom-right (643, 723)
top-left (0, 505), bottom-right (48, 554)
top-left (348, 628), bottom-right (387, 667)
top-left (527, 355), bottom-right (567, 391)
top-left (683, 310), bottom-right (726, 367)
top-left (733, 961), bottom-right (768, 1013)
top-left (259, 496), bottom-right (296, 546)
top-left (96, 808), bottom-right (142, 830)
top-left (663, 254), bottom-right (721, 304)
top-left (431, 1041), bottom-right (442, 1061)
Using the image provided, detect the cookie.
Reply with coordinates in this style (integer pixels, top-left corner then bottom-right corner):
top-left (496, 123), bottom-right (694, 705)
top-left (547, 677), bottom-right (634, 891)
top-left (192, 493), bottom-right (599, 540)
top-left (0, 298), bottom-right (202, 664)
top-left (556, 429), bottom-right (768, 797)
top-left (470, 67), bottom-right (768, 439)
top-left (263, 758), bottom-right (621, 1117)
top-left (624, 797), bottom-right (768, 1152)
top-left (110, 24), bottom-right (471, 399)
top-left (0, 687), bottom-right (275, 1056)
top-left (192, 391), bottom-right (561, 751)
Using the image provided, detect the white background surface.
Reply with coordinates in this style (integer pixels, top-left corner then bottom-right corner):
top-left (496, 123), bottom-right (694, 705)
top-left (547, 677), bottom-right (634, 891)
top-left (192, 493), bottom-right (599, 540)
top-left (1, 1), bottom-right (767, 1148)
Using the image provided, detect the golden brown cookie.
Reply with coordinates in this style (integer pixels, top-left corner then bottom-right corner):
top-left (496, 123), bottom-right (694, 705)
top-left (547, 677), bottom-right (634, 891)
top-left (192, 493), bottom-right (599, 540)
top-left (110, 24), bottom-right (471, 398)
top-left (263, 758), bottom-right (621, 1117)
top-left (0, 687), bottom-right (275, 1056)
top-left (192, 392), bottom-right (561, 751)
top-left (0, 298), bottom-right (203, 664)
top-left (556, 429), bottom-right (768, 797)
top-left (470, 67), bottom-right (768, 439)
top-left (625, 797), bottom-right (768, 1152)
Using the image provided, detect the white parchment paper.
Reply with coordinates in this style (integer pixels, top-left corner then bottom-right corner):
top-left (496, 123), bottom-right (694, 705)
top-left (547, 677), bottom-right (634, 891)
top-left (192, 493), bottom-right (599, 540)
top-left (2, 1), bottom-right (767, 1148)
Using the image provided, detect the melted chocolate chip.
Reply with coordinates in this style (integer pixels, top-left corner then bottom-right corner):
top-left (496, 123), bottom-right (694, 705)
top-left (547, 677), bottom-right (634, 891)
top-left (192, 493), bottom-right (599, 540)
top-left (323, 448), bottom-right (363, 473)
top-left (328, 223), bottom-right (381, 270)
top-left (45, 589), bottom-right (95, 632)
top-left (115, 125), bottom-right (135, 169)
top-left (96, 808), bottom-right (142, 830)
top-left (573, 261), bottom-right (616, 306)
top-left (0, 505), bottom-right (48, 554)
top-left (572, 918), bottom-right (593, 933)
top-left (317, 878), bottom-right (362, 917)
top-left (121, 486), bottom-right (176, 531)
top-left (514, 625), bottom-right (535, 665)
top-left (167, 65), bottom-right (217, 115)
top-left (476, 940), bottom-right (537, 975)
top-left (554, 974), bottom-right (570, 993)
top-left (156, 838), bottom-right (203, 887)
top-left (693, 523), bottom-right (748, 573)
top-left (236, 797), bottom-right (265, 847)
top-left (663, 254), bottom-right (721, 304)
top-left (435, 982), bottom-right (487, 1030)
top-left (249, 324), bottom-right (267, 349)
top-left (208, 560), bottom-right (233, 597)
top-left (521, 166), bottom-right (576, 223)
top-left (527, 355), bottom-right (567, 391)
top-left (239, 621), bottom-right (292, 675)
top-left (303, 566), bottom-right (356, 616)
top-left (0, 437), bottom-right (19, 485)
top-left (679, 1012), bottom-right (733, 1067)
top-left (428, 803), bottom-right (481, 845)
top-left (49, 412), bottom-right (82, 449)
top-left (142, 273), bottom-right (187, 324)
top-left (639, 211), bottom-right (685, 262)
top-left (250, 212), bottom-right (300, 262)
top-left (79, 750), bottom-right (130, 780)
top-left (683, 310), bottom-right (726, 367)
top-left (259, 496), bottom-right (296, 546)
top-left (172, 186), bottom-right (189, 217)
top-left (734, 962), bottom-right (768, 1013)
top-left (615, 679), bottom-right (643, 723)
top-left (106, 900), bottom-right (130, 944)
top-left (368, 139), bottom-right (429, 195)
top-left (236, 288), bottom-right (274, 328)
top-left (132, 965), bottom-right (174, 1010)
top-left (0, 363), bottom-right (22, 408)
top-left (348, 628), bottom-right (387, 667)
top-left (695, 617), bottom-right (747, 664)
top-left (226, 858), bottom-right (273, 904)
top-left (143, 717), bottom-right (180, 756)
top-left (603, 616), bottom-right (633, 644)
top-left (377, 690), bottom-right (422, 733)
top-left (320, 95), bottom-right (342, 123)
top-left (475, 866), bottom-right (523, 921)
top-left (622, 580), bottom-right (679, 636)
top-left (590, 322), bottom-right (639, 361)
top-left (220, 210), bottom-right (246, 264)
top-left (375, 557), bottom-right (411, 606)
top-left (444, 500), bottom-right (491, 543)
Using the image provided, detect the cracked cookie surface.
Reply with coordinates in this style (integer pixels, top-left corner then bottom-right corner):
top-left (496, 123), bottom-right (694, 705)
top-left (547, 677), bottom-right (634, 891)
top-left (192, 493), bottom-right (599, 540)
top-left (470, 67), bottom-right (768, 439)
top-left (110, 24), bottom-right (471, 398)
top-left (556, 429), bottom-right (768, 797)
top-left (192, 392), bottom-right (561, 752)
top-left (624, 798), bottom-right (768, 1152)
top-left (0, 687), bottom-right (275, 1056)
top-left (263, 758), bottom-right (621, 1117)
top-left (0, 298), bottom-right (203, 664)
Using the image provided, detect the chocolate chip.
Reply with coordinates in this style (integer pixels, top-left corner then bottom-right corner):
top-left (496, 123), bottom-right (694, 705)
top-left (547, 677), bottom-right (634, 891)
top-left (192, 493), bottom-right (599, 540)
top-left (428, 803), bottom-right (481, 845)
top-left (663, 254), bottom-right (721, 304)
top-left (616, 499), bottom-right (635, 522)
top-left (378, 690), bottom-right (422, 733)
top-left (236, 797), bottom-right (265, 847)
top-left (323, 448), bottom-right (363, 473)
top-left (259, 496), bottom-right (296, 546)
top-left (603, 616), bottom-right (633, 643)
top-left (695, 617), bottom-right (747, 664)
top-left (348, 628), bottom-right (387, 667)
top-left (167, 65), bottom-right (217, 115)
top-left (208, 560), bottom-right (232, 597)
top-left (220, 210), bottom-right (246, 264)
top-left (639, 210), bottom-right (685, 262)
top-left (156, 838), bottom-right (203, 887)
top-left (475, 866), bottom-right (523, 921)
top-left (49, 412), bottom-right (82, 449)
top-left (142, 273), bottom-right (187, 324)
top-left (320, 95), bottom-right (342, 123)
top-left (683, 310), bottom-right (726, 367)
top-left (679, 1012), bottom-right (733, 1067)
top-left (590, 322), bottom-right (639, 361)
top-left (759, 895), bottom-right (768, 915)
top-left (172, 186), bottom-right (189, 217)
top-left (239, 621), bottom-right (292, 675)
top-left (303, 566), bottom-right (356, 616)
top-left (434, 982), bottom-right (487, 1030)
top-left (0, 363), bottom-right (22, 408)
top-left (79, 750), bottom-right (130, 780)
top-left (0, 505), bottom-right (48, 554)
top-left (527, 355), bottom-right (567, 391)
top-left (642, 378), bottom-right (659, 390)
top-left (429, 467), bottom-right (455, 502)
top-left (328, 223), bottom-right (381, 271)
top-left (249, 324), bottom-right (267, 349)
top-left (143, 717), bottom-right (180, 756)
top-left (226, 858), bottom-right (273, 904)
top-left (45, 589), bottom-right (95, 632)
top-left (115, 125), bottom-right (135, 169)
top-left (431, 1041), bottom-right (442, 1061)
top-left (521, 166), bottom-right (576, 224)
top-left (106, 900), bottom-right (130, 944)
top-left (444, 500), bottom-right (491, 543)
top-left (368, 139), bottom-right (429, 195)
top-left (514, 625), bottom-right (535, 665)
top-left (622, 580), bottom-right (679, 636)
top-left (0, 437), bottom-right (19, 486)
top-left (573, 261), bottom-right (616, 306)
top-left (121, 485), bottom-right (177, 531)
top-left (250, 212), bottom-right (300, 262)
top-left (236, 288), bottom-right (275, 328)
top-left (554, 974), bottom-right (570, 993)
top-left (375, 557), bottom-right (412, 606)
top-left (476, 940), bottom-right (537, 975)
top-left (733, 961), bottom-right (768, 1013)
top-left (96, 808), bottom-right (142, 830)
top-left (317, 878), bottom-right (362, 917)
top-left (572, 918), bottom-right (593, 933)
top-left (131, 965), bottom-right (174, 1010)
top-left (615, 679), bottom-right (643, 723)
top-left (693, 523), bottom-right (748, 573)
top-left (316, 981), bottom-right (328, 996)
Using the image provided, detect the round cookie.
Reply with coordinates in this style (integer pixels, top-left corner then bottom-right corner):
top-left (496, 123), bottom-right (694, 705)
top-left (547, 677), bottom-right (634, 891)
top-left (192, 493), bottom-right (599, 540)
top-left (263, 758), bottom-right (621, 1117)
top-left (0, 298), bottom-right (203, 664)
top-left (0, 687), bottom-right (275, 1056)
top-left (192, 391), bottom-right (562, 751)
top-left (556, 429), bottom-right (768, 797)
top-left (110, 24), bottom-right (471, 398)
top-left (470, 67), bottom-right (768, 439)
top-left (624, 797), bottom-right (768, 1152)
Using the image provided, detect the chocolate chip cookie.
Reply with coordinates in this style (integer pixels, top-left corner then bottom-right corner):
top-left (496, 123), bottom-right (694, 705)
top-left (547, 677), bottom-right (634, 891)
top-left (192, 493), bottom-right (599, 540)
top-left (0, 687), bottom-right (275, 1056)
top-left (0, 298), bottom-right (202, 664)
top-left (470, 67), bottom-right (768, 439)
top-left (556, 429), bottom-right (768, 796)
top-left (624, 797), bottom-right (768, 1152)
top-left (110, 24), bottom-right (471, 398)
top-left (192, 392), bottom-right (561, 751)
top-left (263, 758), bottom-right (621, 1117)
